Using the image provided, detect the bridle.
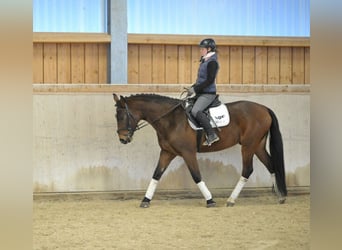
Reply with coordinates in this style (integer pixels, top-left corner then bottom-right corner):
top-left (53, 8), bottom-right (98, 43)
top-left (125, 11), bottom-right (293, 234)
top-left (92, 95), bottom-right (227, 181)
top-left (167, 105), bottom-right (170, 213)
top-left (116, 102), bottom-right (148, 142)
top-left (116, 93), bottom-right (189, 143)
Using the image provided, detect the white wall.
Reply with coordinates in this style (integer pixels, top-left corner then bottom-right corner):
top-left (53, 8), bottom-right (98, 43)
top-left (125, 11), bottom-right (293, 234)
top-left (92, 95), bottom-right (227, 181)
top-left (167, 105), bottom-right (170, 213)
top-left (33, 91), bottom-right (309, 192)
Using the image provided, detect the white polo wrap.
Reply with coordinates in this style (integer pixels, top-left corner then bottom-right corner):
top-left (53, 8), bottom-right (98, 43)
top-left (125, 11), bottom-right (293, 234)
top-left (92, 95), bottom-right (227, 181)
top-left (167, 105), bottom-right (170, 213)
top-left (197, 181), bottom-right (212, 200)
top-left (145, 179), bottom-right (159, 200)
top-left (230, 176), bottom-right (248, 200)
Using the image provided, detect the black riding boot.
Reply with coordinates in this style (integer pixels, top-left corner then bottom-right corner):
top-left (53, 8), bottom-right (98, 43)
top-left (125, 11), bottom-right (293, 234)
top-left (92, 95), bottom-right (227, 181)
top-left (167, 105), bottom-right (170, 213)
top-left (195, 112), bottom-right (220, 146)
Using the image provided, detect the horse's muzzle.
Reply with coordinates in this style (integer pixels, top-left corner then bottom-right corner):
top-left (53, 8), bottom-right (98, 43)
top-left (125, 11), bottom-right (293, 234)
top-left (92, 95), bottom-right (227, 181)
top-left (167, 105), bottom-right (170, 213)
top-left (119, 135), bottom-right (132, 144)
top-left (120, 138), bottom-right (129, 144)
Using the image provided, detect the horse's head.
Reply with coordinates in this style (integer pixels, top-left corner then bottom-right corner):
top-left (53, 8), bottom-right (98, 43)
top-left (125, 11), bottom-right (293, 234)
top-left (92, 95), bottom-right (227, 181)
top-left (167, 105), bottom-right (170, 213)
top-left (113, 93), bottom-right (139, 144)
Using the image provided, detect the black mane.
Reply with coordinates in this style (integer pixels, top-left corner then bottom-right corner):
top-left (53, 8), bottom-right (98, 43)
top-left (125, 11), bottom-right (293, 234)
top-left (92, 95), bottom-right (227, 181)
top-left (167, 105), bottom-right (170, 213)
top-left (126, 93), bottom-right (181, 106)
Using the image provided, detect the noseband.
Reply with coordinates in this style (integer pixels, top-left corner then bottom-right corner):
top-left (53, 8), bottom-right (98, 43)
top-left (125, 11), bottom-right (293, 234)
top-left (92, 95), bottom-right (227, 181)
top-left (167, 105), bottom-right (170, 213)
top-left (116, 103), bottom-right (147, 140)
top-left (116, 97), bottom-right (183, 141)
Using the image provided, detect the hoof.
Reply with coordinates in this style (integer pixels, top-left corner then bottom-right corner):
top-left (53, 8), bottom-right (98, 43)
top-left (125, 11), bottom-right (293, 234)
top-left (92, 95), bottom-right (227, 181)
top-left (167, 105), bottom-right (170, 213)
top-left (226, 201), bottom-right (235, 207)
top-left (206, 199), bottom-right (216, 208)
top-left (226, 197), bottom-right (235, 207)
top-left (140, 201), bottom-right (150, 208)
top-left (278, 197), bottom-right (286, 204)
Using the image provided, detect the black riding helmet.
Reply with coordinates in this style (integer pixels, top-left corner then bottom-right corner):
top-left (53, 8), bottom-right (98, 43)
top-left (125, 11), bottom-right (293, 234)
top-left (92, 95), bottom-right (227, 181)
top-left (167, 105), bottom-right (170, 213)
top-left (199, 38), bottom-right (216, 51)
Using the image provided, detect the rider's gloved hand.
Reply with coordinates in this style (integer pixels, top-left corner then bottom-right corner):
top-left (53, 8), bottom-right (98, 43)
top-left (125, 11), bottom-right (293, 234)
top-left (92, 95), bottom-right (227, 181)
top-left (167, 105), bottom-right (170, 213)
top-left (187, 87), bottom-right (195, 97)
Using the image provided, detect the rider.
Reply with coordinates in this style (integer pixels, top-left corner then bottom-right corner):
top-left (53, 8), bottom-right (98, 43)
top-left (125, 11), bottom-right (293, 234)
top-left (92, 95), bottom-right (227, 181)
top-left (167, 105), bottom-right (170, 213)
top-left (187, 38), bottom-right (220, 146)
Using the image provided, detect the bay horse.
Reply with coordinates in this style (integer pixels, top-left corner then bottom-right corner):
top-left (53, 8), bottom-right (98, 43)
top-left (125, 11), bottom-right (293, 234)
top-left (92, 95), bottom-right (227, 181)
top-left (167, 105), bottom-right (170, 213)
top-left (113, 93), bottom-right (287, 208)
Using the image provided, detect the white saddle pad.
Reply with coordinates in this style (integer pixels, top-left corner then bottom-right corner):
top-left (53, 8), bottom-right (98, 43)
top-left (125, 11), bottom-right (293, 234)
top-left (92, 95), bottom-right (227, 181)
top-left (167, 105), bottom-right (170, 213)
top-left (188, 104), bottom-right (230, 130)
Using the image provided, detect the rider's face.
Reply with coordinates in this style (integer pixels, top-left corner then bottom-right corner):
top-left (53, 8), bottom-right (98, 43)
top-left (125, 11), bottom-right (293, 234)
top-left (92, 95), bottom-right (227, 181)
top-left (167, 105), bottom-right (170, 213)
top-left (200, 47), bottom-right (208, 57)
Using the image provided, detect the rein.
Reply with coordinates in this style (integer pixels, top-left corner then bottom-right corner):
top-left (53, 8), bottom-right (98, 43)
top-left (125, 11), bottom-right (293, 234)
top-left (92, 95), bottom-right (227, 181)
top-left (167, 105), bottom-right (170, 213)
top-left (117, 99), bottom-right (184, 137)
top-left (116, 103), bottom-right (148, 138)
top-left (148, 90), bottom-right (190, 124)
top-left (150, 102), bottom-right (183, 124)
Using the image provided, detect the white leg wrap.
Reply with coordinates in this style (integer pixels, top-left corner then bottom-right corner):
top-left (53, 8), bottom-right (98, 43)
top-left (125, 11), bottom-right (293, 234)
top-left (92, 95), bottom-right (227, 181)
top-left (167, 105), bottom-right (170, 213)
top-left (145, 179), bottom-right (159, 200)
top-left (229, 176), bottom-right (248, 201)
top-left (197, 181), bottom-right (212, 200)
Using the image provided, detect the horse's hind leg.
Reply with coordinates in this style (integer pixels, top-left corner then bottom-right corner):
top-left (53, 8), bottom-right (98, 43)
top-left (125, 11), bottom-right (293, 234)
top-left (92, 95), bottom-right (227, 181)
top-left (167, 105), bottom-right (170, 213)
top-left (140, 150), bottom-right (176, 208)
top-left (255, 137), bottom-right (285, 203)
top-left (227, 145), bottom-right (254, 207)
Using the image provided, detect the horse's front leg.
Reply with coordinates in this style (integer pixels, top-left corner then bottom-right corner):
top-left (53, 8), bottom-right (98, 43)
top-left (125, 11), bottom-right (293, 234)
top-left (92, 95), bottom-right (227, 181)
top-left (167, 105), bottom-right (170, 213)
top-left (182, 151), bottom-right (216, 208)
top-left (140, 149), bottom-right (176, 208)
top-left (226, 146), bottom-right (253, 207)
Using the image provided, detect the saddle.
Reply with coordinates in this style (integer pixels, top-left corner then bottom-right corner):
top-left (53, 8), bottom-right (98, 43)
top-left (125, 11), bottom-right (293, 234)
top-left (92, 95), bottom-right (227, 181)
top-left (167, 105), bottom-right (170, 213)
top-left (184, 95), bottom-right (230, 130)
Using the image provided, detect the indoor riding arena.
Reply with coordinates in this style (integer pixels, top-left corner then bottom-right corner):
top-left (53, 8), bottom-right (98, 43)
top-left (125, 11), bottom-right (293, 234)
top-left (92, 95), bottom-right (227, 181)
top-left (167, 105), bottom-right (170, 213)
top-left (33, 1), bottom-right (310, 249)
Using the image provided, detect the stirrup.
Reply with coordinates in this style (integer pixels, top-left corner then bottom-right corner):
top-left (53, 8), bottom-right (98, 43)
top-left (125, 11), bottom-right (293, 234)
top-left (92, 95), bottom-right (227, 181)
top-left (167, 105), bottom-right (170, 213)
top-left (203, 134), bottom-right (220, 146)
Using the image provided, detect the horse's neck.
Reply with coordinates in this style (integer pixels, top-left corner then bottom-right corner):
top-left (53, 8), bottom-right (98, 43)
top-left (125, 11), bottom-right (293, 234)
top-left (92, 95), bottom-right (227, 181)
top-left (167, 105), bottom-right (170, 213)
top-left (130, 99), bottom-right (179, 124)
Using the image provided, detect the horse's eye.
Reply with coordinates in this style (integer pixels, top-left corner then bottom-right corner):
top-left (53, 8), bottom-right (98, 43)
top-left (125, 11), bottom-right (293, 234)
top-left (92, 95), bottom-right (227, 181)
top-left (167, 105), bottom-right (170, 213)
top-left (116, 110), bottom-right (125, 120)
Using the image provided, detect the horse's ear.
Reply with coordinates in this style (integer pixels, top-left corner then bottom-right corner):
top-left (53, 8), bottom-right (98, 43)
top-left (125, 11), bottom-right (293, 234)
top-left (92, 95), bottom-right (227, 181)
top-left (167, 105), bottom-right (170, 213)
top-left (113, 93), bottom-right (120, 103)
top-left (120, 95), bottom-right (126, 103)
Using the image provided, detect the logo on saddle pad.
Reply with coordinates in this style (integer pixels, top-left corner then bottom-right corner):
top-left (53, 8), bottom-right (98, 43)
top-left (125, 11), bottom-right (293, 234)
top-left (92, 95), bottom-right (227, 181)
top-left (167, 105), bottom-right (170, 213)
top-left (188, 104), bottom-right (230, 130)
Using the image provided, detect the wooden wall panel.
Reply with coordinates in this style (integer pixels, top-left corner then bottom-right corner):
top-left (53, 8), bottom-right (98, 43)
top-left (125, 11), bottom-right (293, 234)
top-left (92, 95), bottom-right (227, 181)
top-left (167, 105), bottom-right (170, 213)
top-left (43, 44), bottom-right (57, 83)
top-left (57, 44), bottom-right (71, 83)
top-left (242, 46), bottom-right (255, 84)
top-left (304, 47), bottom-right (310, 84)
top-left (191, 46), bottom-right (199, 83)
top-left (125, 43), bottom-right (309, 85)
top-left (230, 46), bottom-right (242, 84)
top-left (33, 33), bottom-right (309, 85)
top-left (152, 45), bottom-right (165, 83)
top-left (71, 44), bottom-right (85, 83)
top-left (139, 45), bottom-right (152, 83)
top-left (255, 47), bottom-right (268, 84)
top-left (292, 47), bottom-right (305, 84)
top-left (98, 44), bottom-right (108, 83)
top-left (33, 43), bottom-right (43, 83)
top-left (178, 45), bottom-right (192, 84)
top-left (268, 47), bottom-right (280, 84)
top-left (216, 46), bottom-right (230, 84)
top-left (128, 44), bottom-right (139, 83)
top-left (165, 45), bottom-right (178, 83)
top-left (280, 47), bottom-right (292, 84)
top-left (85, 44), bottom-right (99, 83)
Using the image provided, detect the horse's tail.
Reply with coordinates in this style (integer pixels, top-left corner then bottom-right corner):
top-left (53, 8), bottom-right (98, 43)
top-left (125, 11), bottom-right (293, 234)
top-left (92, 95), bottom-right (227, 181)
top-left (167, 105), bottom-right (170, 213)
top-left (267, 108), bottom-right (287, 196)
